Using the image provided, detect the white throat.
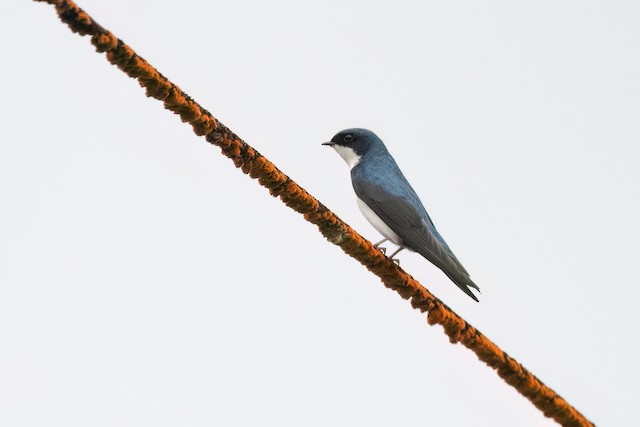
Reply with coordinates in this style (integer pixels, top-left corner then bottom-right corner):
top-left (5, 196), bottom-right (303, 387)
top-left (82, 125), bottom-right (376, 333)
top-left (331, 145), bottom-right (362, 170)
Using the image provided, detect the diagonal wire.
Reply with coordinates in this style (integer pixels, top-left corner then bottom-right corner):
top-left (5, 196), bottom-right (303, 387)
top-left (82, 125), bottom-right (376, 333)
top-left (32, 1), bottom-right (594, 426)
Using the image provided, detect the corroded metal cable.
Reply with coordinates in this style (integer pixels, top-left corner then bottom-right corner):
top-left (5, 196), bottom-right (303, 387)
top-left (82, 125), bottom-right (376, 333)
top-left (33, 1), bottom-right (594, 425)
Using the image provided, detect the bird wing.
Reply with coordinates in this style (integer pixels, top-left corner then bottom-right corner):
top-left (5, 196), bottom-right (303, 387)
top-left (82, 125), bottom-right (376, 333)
top-left (353, 178), bottom-right (480, 301)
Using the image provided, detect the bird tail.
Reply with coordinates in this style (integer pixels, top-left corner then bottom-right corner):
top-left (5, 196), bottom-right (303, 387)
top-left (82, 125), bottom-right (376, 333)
top-left (446, 272), bottom-right (481, 302)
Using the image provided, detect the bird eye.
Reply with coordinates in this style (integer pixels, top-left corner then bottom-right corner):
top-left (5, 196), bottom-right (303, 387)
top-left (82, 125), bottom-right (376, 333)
top-left (343, 134), bottom-right (353, 143)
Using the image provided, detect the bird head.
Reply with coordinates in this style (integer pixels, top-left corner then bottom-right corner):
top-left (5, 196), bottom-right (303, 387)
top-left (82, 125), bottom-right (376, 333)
top-left (322, 128), bottom-right (383, 169)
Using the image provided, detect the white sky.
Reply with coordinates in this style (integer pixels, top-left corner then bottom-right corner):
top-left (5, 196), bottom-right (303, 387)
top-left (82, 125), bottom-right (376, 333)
top-left (2, 1), bottom-right (639, 426)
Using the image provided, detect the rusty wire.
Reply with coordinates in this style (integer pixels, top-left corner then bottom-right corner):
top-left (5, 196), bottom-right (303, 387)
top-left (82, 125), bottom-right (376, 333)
top-left (32, 1), bottom-right (594, 425)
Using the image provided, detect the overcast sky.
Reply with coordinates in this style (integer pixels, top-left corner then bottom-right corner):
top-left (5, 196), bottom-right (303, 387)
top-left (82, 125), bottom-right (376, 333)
top-left (2, 1), bottom-right (639, 426)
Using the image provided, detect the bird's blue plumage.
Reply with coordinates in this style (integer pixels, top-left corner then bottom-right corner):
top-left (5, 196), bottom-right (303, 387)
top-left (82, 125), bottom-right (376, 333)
top-left (325, 128), bottom-right (480, 301)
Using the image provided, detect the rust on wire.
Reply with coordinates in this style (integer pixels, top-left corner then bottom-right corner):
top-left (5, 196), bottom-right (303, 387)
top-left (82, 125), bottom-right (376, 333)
top-left (33, 1), bottom-right (593, 426)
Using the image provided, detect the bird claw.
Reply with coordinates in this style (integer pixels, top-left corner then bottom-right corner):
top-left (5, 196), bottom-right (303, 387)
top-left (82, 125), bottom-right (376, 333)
top-left (373, 238), bottom-right (388, 254)
top-left (388, 247), bottom-right (404, 264)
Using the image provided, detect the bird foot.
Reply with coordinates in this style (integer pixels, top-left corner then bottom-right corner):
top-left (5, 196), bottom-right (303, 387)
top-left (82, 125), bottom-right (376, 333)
top-left (388, 247), bottom-right (404, 265)
top-left (377, 246), bottom-right (387, 254)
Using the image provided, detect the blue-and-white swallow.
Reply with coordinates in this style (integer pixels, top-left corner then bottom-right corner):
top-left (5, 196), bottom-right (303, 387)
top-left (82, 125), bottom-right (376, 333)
top-left (323, 128), bottom-right (480, 301)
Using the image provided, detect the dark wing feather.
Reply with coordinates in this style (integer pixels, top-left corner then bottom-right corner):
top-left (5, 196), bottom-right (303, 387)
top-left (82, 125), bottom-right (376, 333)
top-left (353, 177), bottom-right (480, 301)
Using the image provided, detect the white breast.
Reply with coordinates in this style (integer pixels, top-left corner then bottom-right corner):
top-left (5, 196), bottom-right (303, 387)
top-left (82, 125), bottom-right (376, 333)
top-left (356, 197), bottom-right (403, 246)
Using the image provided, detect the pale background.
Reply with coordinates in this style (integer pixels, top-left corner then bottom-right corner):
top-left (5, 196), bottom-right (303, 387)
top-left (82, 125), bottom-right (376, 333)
top-left (2, 1), bottom-right (639, 426)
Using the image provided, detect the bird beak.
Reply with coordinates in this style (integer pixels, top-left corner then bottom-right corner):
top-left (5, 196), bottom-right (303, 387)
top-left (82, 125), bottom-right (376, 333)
top-left (322, 142), bottom-right (334, 146)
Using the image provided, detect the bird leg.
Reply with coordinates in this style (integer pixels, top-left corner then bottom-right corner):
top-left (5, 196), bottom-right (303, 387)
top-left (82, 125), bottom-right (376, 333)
top-left (389, 247), bottom-right (405, 265)
top-left (373, 238), bottom-right (388, 254)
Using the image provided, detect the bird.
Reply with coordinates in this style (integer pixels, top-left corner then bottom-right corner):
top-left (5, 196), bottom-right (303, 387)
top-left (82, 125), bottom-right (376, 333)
top-left (323, 128), bottom-right (480, 301)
